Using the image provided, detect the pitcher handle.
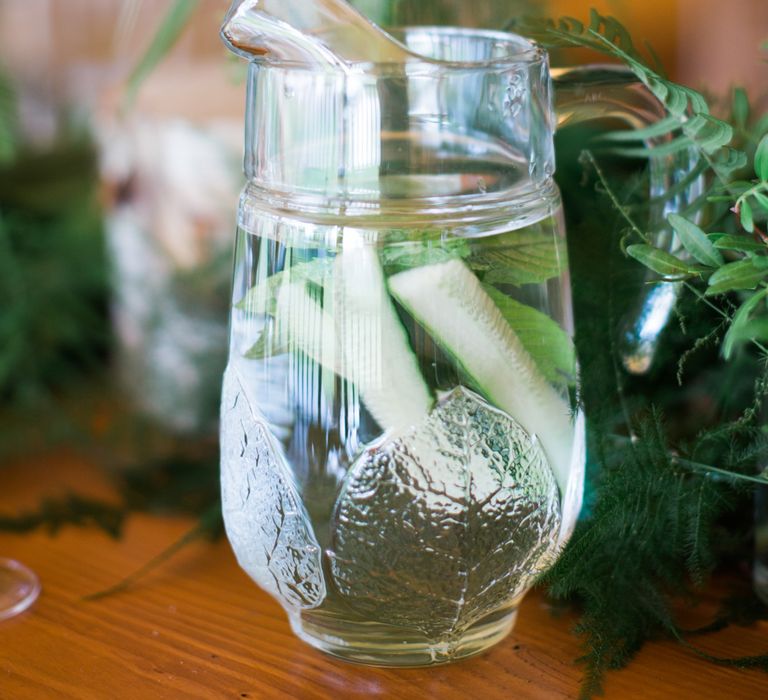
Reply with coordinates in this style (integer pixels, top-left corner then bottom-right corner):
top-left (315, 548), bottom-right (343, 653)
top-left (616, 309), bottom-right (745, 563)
top-left (552, 65), bottom-right (704, 374)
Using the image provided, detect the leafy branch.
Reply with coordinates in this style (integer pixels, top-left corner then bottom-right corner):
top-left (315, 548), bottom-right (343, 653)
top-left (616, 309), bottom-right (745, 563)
top-left (515, 10), bottom-right (746, 186)
top-left (525, 10), bottom-right (768, 697)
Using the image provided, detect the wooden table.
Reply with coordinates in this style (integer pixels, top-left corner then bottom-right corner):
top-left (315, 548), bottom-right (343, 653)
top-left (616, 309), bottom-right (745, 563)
top-left (1, 451), bottom-right (767, 699)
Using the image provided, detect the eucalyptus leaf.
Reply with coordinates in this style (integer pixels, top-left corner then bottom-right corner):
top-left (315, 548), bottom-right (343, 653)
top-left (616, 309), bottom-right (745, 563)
top-left (755, 134), bottom-right (768, 181)
top-left (706, 259), bottom-right (767, 296)
top-left (668, 214), bottom-right (723, 267)
top-left (626, 244), bottom-right (696, 277)
top-left (484, 285), bottom-right (576, 386)
top-left (723, 287), bottom-right (768, 359)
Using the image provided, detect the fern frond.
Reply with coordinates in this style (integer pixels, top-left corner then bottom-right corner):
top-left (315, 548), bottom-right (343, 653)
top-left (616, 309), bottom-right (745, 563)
top-left (515, 10), bottom-right (742, 173)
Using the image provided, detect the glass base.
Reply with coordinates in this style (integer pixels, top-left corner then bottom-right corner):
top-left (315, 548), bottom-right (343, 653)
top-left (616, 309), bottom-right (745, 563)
top-left (290, 606), bottom-right (518, 667)
top-left (0, 558), bottom-right (41, 621)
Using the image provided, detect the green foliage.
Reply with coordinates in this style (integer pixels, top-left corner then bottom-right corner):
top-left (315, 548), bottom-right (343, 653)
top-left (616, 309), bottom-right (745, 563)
top-left (668, 214), bottom-right (724, 268)
top-left (124, 0), bottom-right (202, 107)
top-left (556, 133), bottom-right (768, 695)
top-left (0, 496), bottom-right (125, 538)
top-left (0, 129), bottom-right (109, 406)
top-left (515, 10), bottom-right (743, 181)
top-left (625, 244), bottom-right (699, 278)
top-left (755, 135), bottom-right (768, 181)
top-left (0, 72), bottom-right (17, 165)
top-left (537, 11), bottom-right (768, 696)
top-left (542, 415), bottom-right (757, 699)
top-left (0, 448), bottom-right (223, 584)
top-left (379, 0), bottom-right (543, 28)
top-left (707, 260), bottom-right (766, 296)
top-left (468, 229), bottom-right (566, 285)
top-left (626, 110), bottom-right (768, 352)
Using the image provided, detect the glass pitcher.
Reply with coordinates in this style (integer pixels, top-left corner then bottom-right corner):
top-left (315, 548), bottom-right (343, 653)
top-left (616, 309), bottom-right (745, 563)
top-left (219, 13), bottom-right (699, 666)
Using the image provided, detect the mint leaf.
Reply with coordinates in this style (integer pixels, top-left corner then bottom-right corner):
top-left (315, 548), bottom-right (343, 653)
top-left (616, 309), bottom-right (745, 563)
top-left (235, 258), bottom-right (334, 315)
top-left (381, 238), bottom-right (470, 273)
top-left (470, 230), bottom-right (566, 286)
top-left (485, 285), bottom-right (576, 386)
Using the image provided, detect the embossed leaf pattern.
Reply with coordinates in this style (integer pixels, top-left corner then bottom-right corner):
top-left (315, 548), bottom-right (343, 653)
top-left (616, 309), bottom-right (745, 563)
top-left (220, 366), bottom-right (326, 610)
top-left (330, 387), bottom-right (561, 640)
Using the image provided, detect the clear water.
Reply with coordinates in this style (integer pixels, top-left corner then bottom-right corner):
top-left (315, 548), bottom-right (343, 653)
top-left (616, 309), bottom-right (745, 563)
top-left (220, 194), bottom-right (585, 665)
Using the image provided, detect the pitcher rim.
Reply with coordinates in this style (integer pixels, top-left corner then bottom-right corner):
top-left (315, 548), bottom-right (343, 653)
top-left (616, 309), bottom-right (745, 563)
top-left (225, 25), bottom-right (547, 73)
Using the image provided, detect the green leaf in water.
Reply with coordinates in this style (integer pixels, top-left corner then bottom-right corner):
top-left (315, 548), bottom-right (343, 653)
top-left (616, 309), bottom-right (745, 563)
top-left (235, 258), bottom-right (334, 315)
top-left (484, 285), bottom-right (576, 387)
top-left (668, 214), bottom-right (723, 268)
top-left (380, 238), bottom-right (471, 274)
top-left (470, 229), bottom-right (566, 286)
top-left (244, 321), bottom-right (288, 360)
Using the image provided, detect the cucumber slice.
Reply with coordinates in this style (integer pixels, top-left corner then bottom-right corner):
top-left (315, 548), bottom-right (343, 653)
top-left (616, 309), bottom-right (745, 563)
top-left (334, 245), bottom-right (433, 431)
top-left (275, 281), bottom-right (337, 372)
top-left (388, 259), bottom-right (575, 496)
top-left (274, 247), bottom-right (432, 432)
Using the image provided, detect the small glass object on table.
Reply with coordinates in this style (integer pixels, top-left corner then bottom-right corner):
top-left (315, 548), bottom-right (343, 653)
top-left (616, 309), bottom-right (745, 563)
top-left (0, 558), bottom-right (40, 621)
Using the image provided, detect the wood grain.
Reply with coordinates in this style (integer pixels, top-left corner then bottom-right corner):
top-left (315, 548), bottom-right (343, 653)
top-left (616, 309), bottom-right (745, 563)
top-left (0, 452), bottom-right (766, 699)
